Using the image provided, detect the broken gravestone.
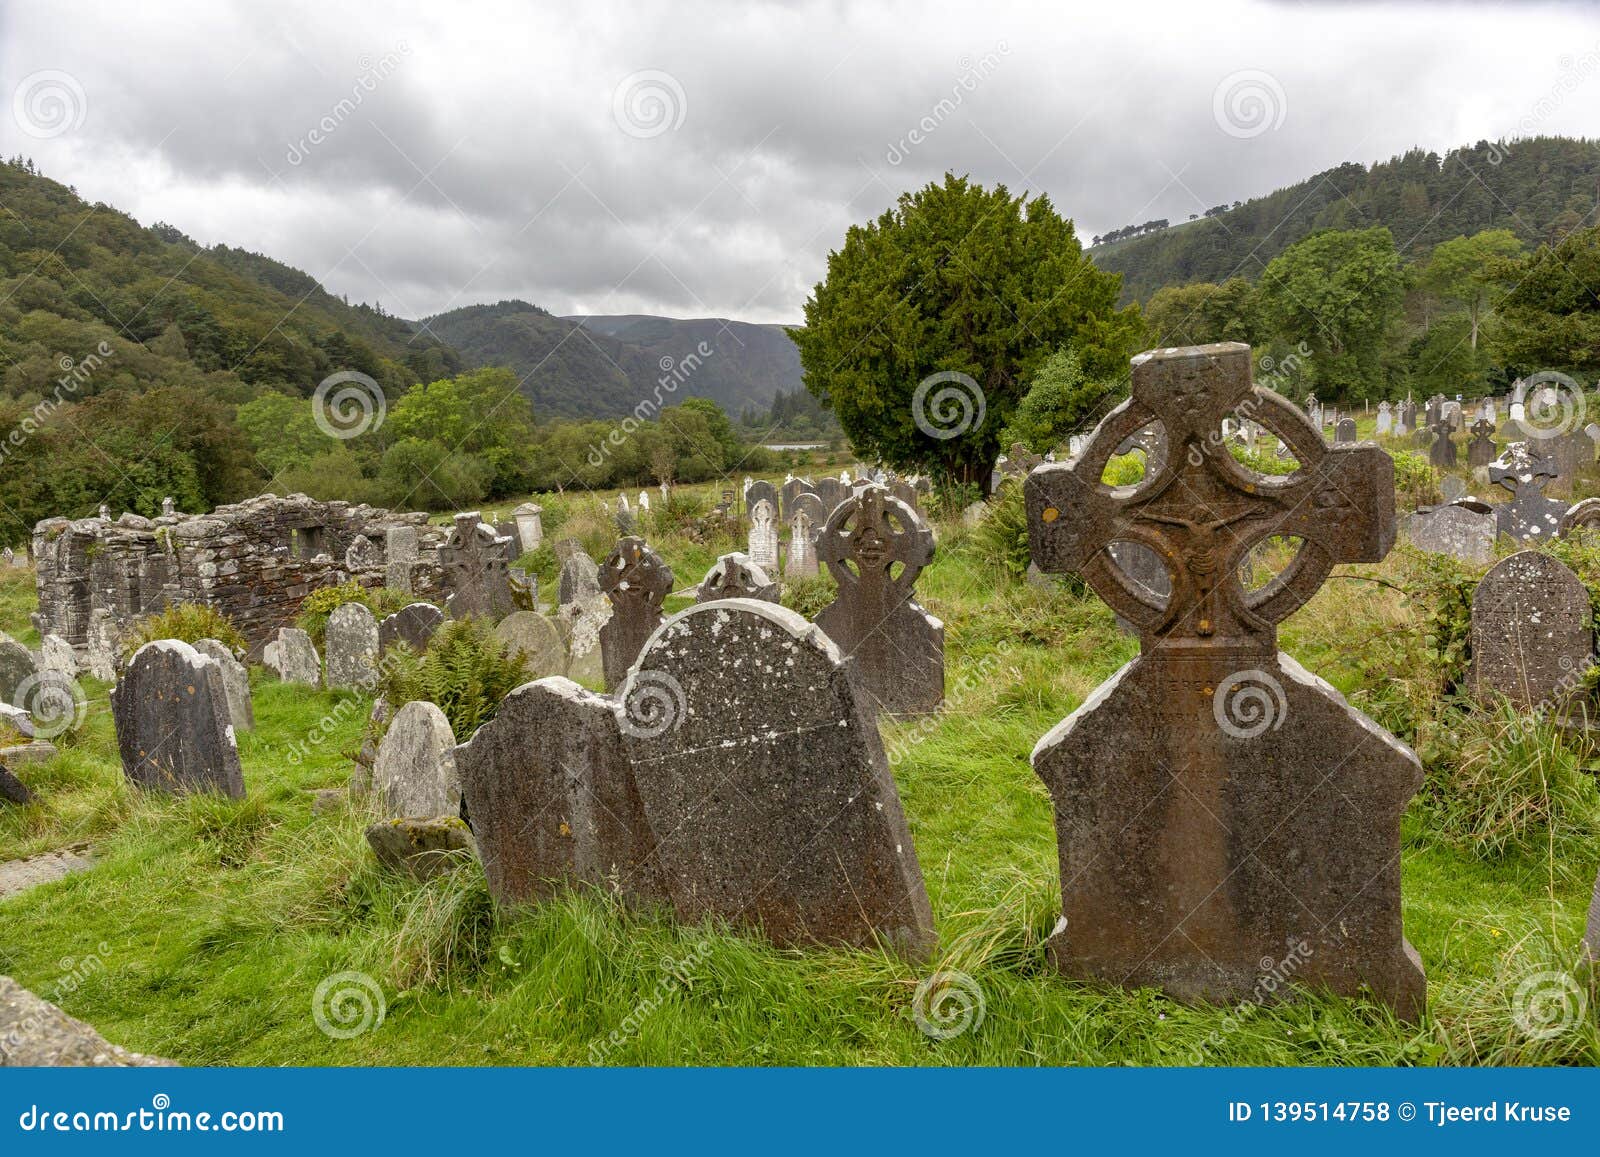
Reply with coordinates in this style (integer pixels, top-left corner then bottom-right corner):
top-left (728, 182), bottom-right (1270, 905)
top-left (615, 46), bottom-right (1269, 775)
top-left (365, 817), bottom-right (475, 881)
top-left (696, 552), bottom-right (779, 603)
top-left (814, 485), bottom-right (944, 715)
top-left (1025, 342), bottom-right (1425, 1020)
top-left (0, 976), bottom-right (173, 1066)
top-left (325, 602), bottom-right (380, 690)
top-left (373, 700), bottom-right (461, 819)
top-left (110, 640), bottom-right (244, 798)
top-left (598, 537), bottom-right (674, 689)
top-left (192, 639), bottom-right (254, 732)
top-left (264, 627), bottom-right (320, 687)
top-left (616, 599), bottom-right (935, 956)
top-left (455, 677), bottom-right (666, 907)
top-left (1469, 550), bottom-right (1592, 710)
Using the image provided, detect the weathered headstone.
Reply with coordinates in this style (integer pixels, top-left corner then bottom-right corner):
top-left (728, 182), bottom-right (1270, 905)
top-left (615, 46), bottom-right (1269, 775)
top-left (513, 503), bottom-right (544, 553)
top-left (747, 498), bottom-right (780, 574)
top-left (1466, 418), bottom-right (1496, 469)
top-left (38, 634), bottom-right (76, 681)
top-left (0, 637), bottom-right (38, 707)
top-left (815, 486), bottom-right (943, 715)
top-left (557, 549), bottom-right (601, 607)
top-left (325, 602), bottom-right (380, 690)
top-left (785, 494), bottom-right (824, 581)
top-left (1469, 550), bottom-right (1592, 709)
top-left (1428, 420), bottom-right (1457, 468)
top-left (440, 511), bottom-right (514, 620)
top-left (344, 533), bottom-right (382, 572)
top-left (1025, 342), bottom-right (1424, 1020)
top-left (385, 525), bottom-right (419, 594)
top-left (1402, 503), bottom-right (1496, 565)
top-left (83, 610), bottom-right (120, 683)
top-left (696, 553), bottom-right (779, 603)
top-left (192, 638), bottom-right (254, 732)
top-left (1375, 401), bottom-right (1392, 435)
top-left (264, 626), bottom-right (319, 687)
top-left (365, 816), bottom-right (475, 881)
top-left (455, 677), bottom-right (666, 907)
top-left (373, 699), bottom-right (461, 819)
top-left (1559, 497), bottom-right (1600, 541)
top-left (560, 592), bottom-right (612, 687)
top-left (110, 640), bottom-right (244, 798)
top-left (1490, 442), bottom-right (1566, 542)
top-left (617, 599), bottom-right (935, 956)
top-left (598, 537), bottom-right (673, 689)
top-left (378, 602), bottom-right (444, 654)
top-left (1334, 416), bottom-right (1357, 443)
top-left (493, 611), bottom-right (567, 677)
top-left (0, 975), bottom-right (174, 1066)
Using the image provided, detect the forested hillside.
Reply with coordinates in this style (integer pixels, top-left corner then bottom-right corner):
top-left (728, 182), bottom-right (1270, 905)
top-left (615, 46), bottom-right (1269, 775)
top-left (1092, 137), bottom-right (1600, 302)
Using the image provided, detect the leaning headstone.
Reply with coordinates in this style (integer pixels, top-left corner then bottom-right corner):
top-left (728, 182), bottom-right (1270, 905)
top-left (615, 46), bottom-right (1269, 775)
top-left (1025, 342), bottom-right (1424, 1020)
top-left (1334, 416), bottom-right (1357, 444)
top-left (493, 611), bottom-right (567, 677)
top-left (598, 537), bottom-right (674, 689)
top-left (385, 525), bottom-right (419, 594)
top-left (617, 599), bottom-right (935, 956)
top-left (1469, 550), bottom-right (1592, 710)
top-left (455, 677), bottom-right (666, 907)
top-left (192, 639), bottom-right (254, 732)
top-left (110, 640), bottom-right (244, 798)
top-left (325, 603), bottom-right (380, 690)
top-left (1466, 418), bottom-right (1496, 468)
top-left (1490, 442), bottom-right (1566, 542)
top-left (1402, 503), bottom-right (1496, 565)
top-left (265, 627), bottom-right (319, 687)
top-left (378, 602), bottom-right (444, 654)
top-left (440, 511), bottom-right (514, 620)
top-left (373, 700), bottom-right (460, 819)
top-left (697, 553), bottom-right (780, 603)
top-left (558, 549), bottom-right (601, 607)
top-left (0, 637), bottom-right (38, 706)
top-left (815, 485), bottom-right (944, 715)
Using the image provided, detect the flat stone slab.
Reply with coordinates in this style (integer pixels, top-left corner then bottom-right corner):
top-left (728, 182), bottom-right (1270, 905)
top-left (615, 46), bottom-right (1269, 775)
top-left (366, 817), bottom-right (476, 882)
top-left (0, 975), bottom-right (174, 1066)
top-left (0, 844), bottom-right (94, 900)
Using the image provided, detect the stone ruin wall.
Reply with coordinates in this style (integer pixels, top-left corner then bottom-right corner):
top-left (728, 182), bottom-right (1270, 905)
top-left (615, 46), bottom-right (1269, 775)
top-left (33, 494), bottom-right (448, 657)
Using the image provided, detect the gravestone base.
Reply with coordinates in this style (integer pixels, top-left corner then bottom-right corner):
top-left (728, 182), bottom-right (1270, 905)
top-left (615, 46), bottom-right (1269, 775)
top-left (1034, 649), bottom-right (1425, 1021)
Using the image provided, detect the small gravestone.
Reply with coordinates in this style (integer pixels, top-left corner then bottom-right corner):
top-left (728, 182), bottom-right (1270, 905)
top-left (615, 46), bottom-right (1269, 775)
top-left (39, 634), bottom-right (77, 680)
top-left (1469, 550), bottom-right (1592, 709)
top-left (440, 512), bottom-right (514, 620)
top-left (1490, 442), bottom-right (1566, 542)
top-left (696, 553), bottom-right (779, 603)
top-left (344, 533), bottom-right (382, 572)
top-left (385, 525), bottom-right (419, 594)
top-left (617, 600), bottom-right (935, 956)
top-left (110, 640), bottom-right (244, 798)
top-left (560, 592), bottom-right (612, 686)
top-left (558, 549), bottom-right (601, 607)
top-left (378, 602), bottom-right (444, 654)
top-left (745, 479), bottom-right (778, 522)
top-left (0, 637), bottom-right (38, 706)
top-left (1559, 497), bottom-right (1600, 541)
top-left (785, 494), bottom-right (824, 581)
top-left (493, 611), bottom-right (567, 677)
top-left (373, 700), bottom-right (460, 819)
top-left (1025, 342), bottom-right (1424, 1020)
top-left (1375, 401), bottom-right (1392, 435)
top-left (747, 497), bottom-right (780, 574)
top-left (815, 485), bottom-right (944, 715)
top-left (265, 627), bottom-right (320, 687)
top-left (365, 817), bottom-right (475, 881)
top-left (1428, 420), bottom-right (1457, 468)
top-left (325, 603), bottom-right (380, 690)
top-left (192, 639), bottom-right (254, 732)
top-left (1466, 418), bottom-right (1496, 468)
top-left (513, 503), bottom-right (544, 552)
top-left (1402, 503), bottom-right (1496, 565)
top-left (1334, 416), bottom-right (1357, 443)
top-left (598, 537), bottom-right (673, 688)
top-left (455, 677), bottom-right (666, 907)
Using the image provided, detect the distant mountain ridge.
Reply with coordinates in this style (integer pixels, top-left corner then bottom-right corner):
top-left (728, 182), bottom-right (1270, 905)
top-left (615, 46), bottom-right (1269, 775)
top-left (1090, 137), bottom-right (1600, 302)
top-left (424, 301), bottom-right (803, 420)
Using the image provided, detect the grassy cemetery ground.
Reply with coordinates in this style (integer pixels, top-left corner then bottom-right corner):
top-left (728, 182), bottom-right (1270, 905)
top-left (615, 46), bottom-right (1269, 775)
top-left (1, 456), bottom-right (1598, 1067)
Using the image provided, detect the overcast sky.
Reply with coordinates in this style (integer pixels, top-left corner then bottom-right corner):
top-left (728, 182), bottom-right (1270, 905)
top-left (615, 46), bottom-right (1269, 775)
top-left (3, 0), bottom-right (1598, 324)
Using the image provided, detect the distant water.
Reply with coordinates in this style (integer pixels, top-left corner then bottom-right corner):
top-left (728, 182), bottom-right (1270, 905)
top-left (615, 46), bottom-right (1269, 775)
top-left (763, 443), bottom-right (826, 451)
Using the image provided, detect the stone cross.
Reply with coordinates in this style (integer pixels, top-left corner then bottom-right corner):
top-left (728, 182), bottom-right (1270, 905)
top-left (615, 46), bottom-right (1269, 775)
top-left (1489, 442), bottom-right (1565, 541)
top-left (1427, 420), bottom-right (1457, 468)
top-left (1024, 342), bottom-right (1424, 1020)
top-left (696, 552), bottom-right (779, 603)
top-left (598, 536), bottom-right (673, 688)
top-left (815, 484), bottom-right (943, 715)
top-left (440, 512), bottom-right (514, 620)
top-left (1467, 418), bottom-right (1496, 469)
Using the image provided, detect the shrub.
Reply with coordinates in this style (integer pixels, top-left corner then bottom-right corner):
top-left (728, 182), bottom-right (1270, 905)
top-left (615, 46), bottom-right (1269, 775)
top-left (966, 481), bottom-right (1031, 580)
top-left (781, 573), bottom-right (835, 619)
top-left (296, 582), bottom-right (411, 646)
top-left (122, 603), bottom-right (246, 660)
top-left (375, 617), bottom-right (527, 739)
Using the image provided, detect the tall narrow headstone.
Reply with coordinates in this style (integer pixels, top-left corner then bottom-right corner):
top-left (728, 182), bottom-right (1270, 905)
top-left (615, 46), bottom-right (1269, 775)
top-left (325, 602), bottom-right (380, 690)
top-left (1025, 342), bottom-right (1424, 1020)
top-left (785, 492), bottom-right (826, 581)
top-left (1469, 550), bottom-right (1592, 709)
top-left (598, 537), bottom-right (673, 688)
top-left (111, 640), bottom-right (245, 798)
top-left (1375, 401), bottom-right (1392, 436)
top-left (385, 525), bottom-right (419, 595)
top-left (747, 498), bottom-right (780, 574)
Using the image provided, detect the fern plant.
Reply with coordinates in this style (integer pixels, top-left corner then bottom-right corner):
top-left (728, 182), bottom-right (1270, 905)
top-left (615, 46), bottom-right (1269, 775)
top-left (375, 617), bottom-right (527, 739)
